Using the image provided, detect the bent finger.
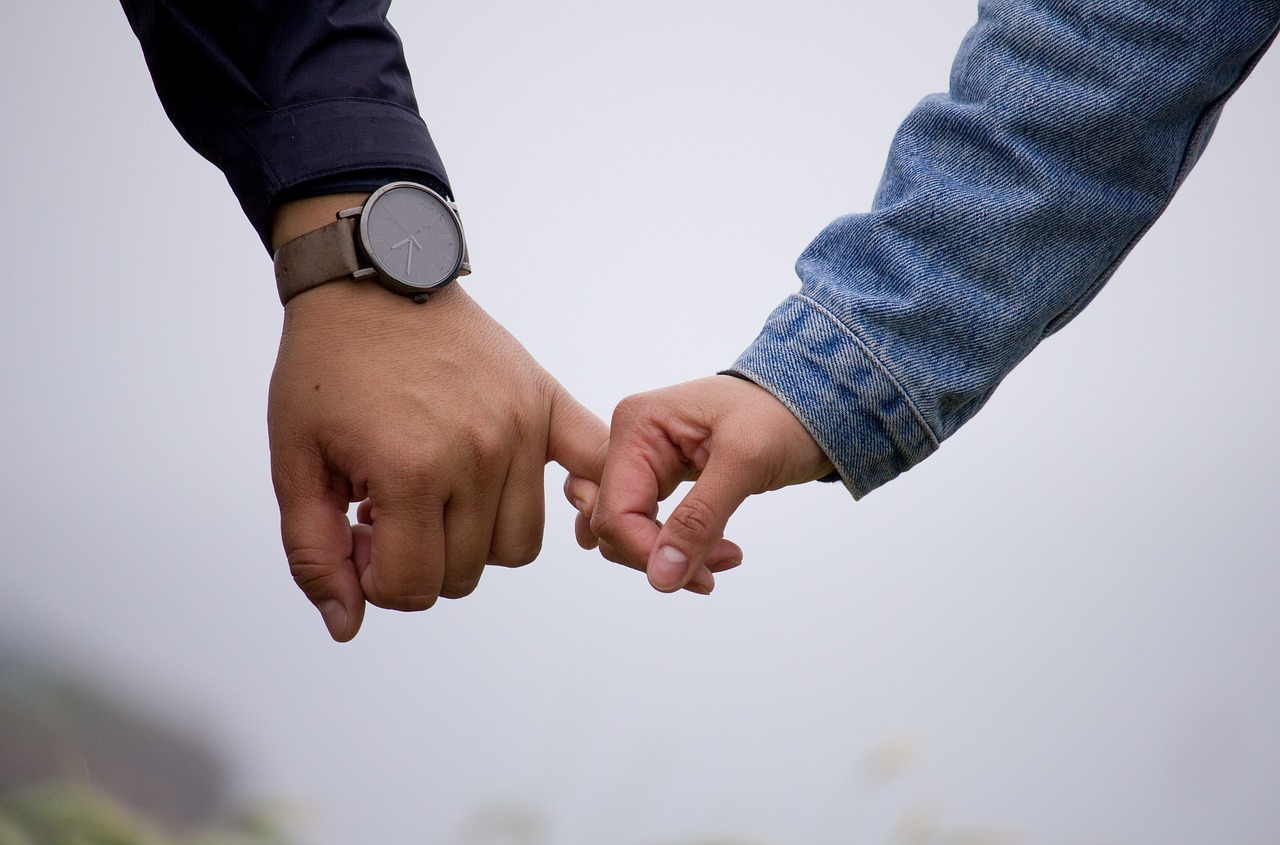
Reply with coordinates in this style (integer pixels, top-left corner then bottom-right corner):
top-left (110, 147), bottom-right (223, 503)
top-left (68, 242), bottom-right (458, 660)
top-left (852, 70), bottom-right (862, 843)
top-left (278, 488), bottom-right (367, 642)
top-left (564, 474), bottom-right (600, 550)
top-left (647, 458), bottom-right (752, 592)
top-left (362, 493), bottom-right (447, 611)
top-left (439, 488), bottom-right (499, 600)
top-left (489, 449), bottom-right (546, 568)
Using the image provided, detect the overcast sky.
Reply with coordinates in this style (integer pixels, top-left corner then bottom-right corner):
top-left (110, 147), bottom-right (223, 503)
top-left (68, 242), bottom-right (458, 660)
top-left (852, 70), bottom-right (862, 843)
top-left (2, 3), bottom-right (1278, 844)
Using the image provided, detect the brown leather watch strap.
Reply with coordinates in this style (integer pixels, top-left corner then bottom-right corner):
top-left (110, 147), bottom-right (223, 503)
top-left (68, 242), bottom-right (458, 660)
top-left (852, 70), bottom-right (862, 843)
top-left (273, 217), bottom-right (363, 306)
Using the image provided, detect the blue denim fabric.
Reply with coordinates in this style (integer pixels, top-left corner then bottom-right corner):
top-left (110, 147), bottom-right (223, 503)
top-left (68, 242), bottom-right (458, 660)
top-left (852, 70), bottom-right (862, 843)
top-left (731, 0), bottom-right (1280, 498)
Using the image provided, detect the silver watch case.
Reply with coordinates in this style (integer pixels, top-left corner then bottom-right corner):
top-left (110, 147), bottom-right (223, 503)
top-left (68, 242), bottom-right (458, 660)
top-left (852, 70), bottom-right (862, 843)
top-left (340, 181), bottom-right (471, 302)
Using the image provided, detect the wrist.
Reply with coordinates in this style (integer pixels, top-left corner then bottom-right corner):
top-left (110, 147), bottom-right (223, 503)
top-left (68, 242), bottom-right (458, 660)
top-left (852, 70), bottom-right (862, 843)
top-left (270, 193), bottom-right (370, 252)
top-left (281, 273), bottom-right (472, 336)
top-left (271, 184), bottom-right (469, 306)
top-left (715, 374), bottom-right (836, 484)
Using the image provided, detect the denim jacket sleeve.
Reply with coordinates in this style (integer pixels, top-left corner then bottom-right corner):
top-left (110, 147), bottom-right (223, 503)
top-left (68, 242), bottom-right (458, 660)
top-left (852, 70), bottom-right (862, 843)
top-left (730, 0), bottom-right (1280, 499)
top-left (118, 0), bottom-right (451, 251)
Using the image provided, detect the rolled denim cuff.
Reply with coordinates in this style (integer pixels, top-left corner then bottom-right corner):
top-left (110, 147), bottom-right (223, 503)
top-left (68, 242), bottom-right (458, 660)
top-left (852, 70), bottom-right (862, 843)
top-left (729, 294), bottom-right (939, 499)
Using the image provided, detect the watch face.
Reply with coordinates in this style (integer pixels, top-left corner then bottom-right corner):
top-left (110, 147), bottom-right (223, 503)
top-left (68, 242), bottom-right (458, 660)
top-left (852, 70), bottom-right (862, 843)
top-left (360, 183), bottom-right (464, 291)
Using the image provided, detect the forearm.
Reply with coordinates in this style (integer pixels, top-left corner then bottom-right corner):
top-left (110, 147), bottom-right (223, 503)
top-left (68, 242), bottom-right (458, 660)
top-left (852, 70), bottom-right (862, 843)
top-left (734, 0), bottom-right (1280, 498)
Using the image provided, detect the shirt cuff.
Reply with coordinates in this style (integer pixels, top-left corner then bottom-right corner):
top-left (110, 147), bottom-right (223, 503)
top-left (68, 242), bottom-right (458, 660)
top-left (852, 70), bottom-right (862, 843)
top-left (728, 293), bottom-right (940, 499)
top-left (226, 98), bottom-right (451, 251)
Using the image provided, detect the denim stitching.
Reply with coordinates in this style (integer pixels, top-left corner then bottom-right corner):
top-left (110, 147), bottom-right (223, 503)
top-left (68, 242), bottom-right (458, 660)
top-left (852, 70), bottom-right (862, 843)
top-left (796, 293), bottom-right (942, 449)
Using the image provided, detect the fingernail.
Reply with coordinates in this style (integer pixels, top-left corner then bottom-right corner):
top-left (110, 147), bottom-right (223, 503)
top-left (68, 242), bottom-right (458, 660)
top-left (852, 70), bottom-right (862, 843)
top-left (650, 545), bottom-right (689, 591)
top-left (571, 498), bottom-right (586, 512)
top-left (318, 600), bottom-right (347, 639)
top-left (685, 582), bottom-right (712, 596)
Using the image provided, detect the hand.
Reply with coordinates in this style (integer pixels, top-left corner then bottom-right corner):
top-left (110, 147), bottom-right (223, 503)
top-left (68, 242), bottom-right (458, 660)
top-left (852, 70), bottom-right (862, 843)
top-left (268, 244), bottom-right (606, 642)
top-left (567, 375), bottom-right (835, 593)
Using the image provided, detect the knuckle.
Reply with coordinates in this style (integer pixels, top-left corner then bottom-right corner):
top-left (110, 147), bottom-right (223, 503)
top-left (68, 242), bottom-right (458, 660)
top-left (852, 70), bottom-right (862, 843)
top-left (362, 428), bottom-right (420, 468)
top-left (455, 423), bottom-right (506, 476)
top-left (439, 577), bottom-right (481, 601)
top-left (490, 537), bottom-right (542, 568)
top-left (362, 440), bottom-right (452, 503)
top-left (362, 566), bottom-right (439, 612)
top-left (669, 497), bottom-right (719, 540)
top-left (589, 510), bottom-right (622, 543)
top-left (380, 465), bottom-right (447, 511)
top-left (610, 393), bottom-right (649, 429)
top-left (287, 550), bottom-right (335, 595)
top-left (368, 590), bottom-right (438, 612)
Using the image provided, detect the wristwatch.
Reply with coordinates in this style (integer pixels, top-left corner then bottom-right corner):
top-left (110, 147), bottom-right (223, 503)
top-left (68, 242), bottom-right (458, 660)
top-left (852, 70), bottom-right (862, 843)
top-left (273, 181), bottom-right (471, 305)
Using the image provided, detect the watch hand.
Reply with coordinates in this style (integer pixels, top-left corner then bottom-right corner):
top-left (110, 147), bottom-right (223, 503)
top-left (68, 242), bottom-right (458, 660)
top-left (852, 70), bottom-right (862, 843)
top-left (389, 236), bottom-right (419, 276)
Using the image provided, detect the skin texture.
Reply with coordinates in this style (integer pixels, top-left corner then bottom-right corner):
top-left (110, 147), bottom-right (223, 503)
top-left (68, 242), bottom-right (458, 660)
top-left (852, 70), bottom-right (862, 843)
top-left (269, 279), bottom-right (612, 640)
top-left (566, 375), bottom-right (836, 593)
top-left (268, 195), bottom-right (634, 641)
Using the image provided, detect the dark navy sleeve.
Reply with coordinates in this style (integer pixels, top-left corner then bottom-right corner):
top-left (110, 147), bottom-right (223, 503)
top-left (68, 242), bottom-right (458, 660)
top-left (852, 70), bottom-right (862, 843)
top-left (119, 0), bottom-right (451, 251)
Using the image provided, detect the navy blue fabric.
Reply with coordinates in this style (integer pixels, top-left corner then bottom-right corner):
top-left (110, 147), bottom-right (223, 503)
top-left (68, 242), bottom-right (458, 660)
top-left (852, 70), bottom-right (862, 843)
top-left (119, 0), bottom-right (451, 251)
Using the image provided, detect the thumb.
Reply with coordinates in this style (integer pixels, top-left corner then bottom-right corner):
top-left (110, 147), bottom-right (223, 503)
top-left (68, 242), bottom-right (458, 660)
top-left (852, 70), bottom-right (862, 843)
top-left (275, 464), bottom-right (367, 642)
top-left (546, 386), bottom-right (609, 482)
top-left (647, 458), bottom-right (752, 592)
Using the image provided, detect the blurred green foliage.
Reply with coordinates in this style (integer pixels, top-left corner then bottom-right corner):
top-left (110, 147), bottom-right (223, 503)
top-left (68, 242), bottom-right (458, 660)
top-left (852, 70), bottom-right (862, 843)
top-left (0, 784), bottom-right (296, 845)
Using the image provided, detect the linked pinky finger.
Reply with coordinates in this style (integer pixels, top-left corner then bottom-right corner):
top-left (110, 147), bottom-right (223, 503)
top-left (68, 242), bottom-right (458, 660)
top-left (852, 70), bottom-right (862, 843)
top-left (563, 474), bottom-right (599, 511)
top-left (707, 538), bottom-right (744, 573)
top-left (565, 475), bottom-right (600, 550)
top-left (575, 509), bottom-right (598, 550)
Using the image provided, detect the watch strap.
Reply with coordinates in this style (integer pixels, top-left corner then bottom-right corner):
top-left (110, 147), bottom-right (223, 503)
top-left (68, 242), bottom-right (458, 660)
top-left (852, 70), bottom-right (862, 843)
top-left (273, 216), bottom-right (363, 305)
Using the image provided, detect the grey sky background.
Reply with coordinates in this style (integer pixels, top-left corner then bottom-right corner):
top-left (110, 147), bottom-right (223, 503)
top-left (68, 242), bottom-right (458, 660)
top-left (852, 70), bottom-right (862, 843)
top-left (2, 3), bottom-right (1278, 844)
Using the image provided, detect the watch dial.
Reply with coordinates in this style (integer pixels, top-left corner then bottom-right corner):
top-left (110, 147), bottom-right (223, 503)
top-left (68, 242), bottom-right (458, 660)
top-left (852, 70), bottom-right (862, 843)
top-left (363, 185), bottom-right (463, 289)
